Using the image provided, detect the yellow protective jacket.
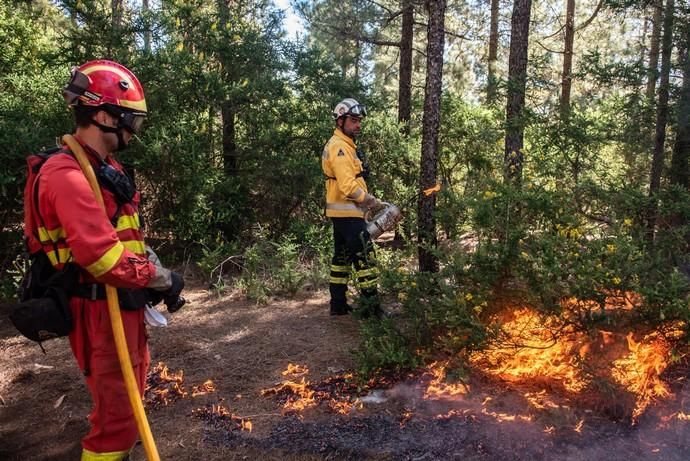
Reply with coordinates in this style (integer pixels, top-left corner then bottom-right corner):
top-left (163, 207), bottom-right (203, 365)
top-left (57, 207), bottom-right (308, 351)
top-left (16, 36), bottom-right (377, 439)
top-left (322, 128), bottom-right (371, 218)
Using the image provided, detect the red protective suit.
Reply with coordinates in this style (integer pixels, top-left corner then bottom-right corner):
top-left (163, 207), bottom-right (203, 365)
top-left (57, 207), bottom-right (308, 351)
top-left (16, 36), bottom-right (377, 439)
top-left (28, 136), bottom-right (156, 456)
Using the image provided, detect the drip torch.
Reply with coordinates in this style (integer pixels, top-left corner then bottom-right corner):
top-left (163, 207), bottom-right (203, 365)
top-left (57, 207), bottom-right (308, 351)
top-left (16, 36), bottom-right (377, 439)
top-left (366, 183), bottom-right (442, 240)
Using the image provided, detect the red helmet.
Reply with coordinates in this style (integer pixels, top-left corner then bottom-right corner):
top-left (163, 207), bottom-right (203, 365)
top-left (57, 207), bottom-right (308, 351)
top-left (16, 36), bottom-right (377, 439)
top-left (63, 60), bottom-right (147, 133)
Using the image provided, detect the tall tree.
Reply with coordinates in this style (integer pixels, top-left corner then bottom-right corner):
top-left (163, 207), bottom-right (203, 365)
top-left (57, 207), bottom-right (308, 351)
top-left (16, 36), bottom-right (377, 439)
top-left (504, 0), bottom-right (532, 184)
top-left (112, 0), bottom-right (122, 29)
top-left (560, 0), bottom-right (575, 116)
top-left (142, 0), bottom-right (151, 53)
top-left (418, 0), bottom-right (446, 273)
top-left (647, 0), bottom-right (675, 240)
top-left (670, 20), bottom-right (690, 190)
top-left (646, 0), bottom-right (663, 102)
top-left (398, 0), bottom-right (414, 132)
top-left (487, 0), bottom-right (500, 104)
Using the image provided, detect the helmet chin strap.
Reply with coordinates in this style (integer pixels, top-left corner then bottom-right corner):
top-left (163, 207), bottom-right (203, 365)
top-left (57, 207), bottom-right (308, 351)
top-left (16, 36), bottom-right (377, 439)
top-left (92, 120), bottom-right (129, 151)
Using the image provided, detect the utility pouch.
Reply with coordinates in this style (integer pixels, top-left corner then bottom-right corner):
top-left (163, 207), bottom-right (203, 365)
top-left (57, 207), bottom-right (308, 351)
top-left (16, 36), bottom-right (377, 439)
top-left (11, 252), bottom-right (79, 343)
top-left (10, 286), bottom-right (73, 342)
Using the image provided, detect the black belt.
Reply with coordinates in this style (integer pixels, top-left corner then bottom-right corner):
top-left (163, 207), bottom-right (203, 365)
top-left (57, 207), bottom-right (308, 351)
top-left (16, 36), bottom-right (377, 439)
top-left (73, 283), bottom-right (107, 300)
top-left (72, 284), bottom-right (150, 311)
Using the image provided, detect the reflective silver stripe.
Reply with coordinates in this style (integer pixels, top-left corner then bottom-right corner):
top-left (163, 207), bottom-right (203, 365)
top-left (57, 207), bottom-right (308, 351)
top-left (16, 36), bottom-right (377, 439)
top-left (347, 188), bottom-right (365, 201)
top-left (326, 203), bottom-right (361, 211)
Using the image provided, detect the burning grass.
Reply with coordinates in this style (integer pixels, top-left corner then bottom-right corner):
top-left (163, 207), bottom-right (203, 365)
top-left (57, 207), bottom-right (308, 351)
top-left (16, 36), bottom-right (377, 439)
top-left (144, 361), bottom-right (217, 407)
top-left (261, 363), bottom-right (363, 417)
top-left (465, 298), bottom-right (685, 422)
top-left (193, 403), bottom-right (253, 433)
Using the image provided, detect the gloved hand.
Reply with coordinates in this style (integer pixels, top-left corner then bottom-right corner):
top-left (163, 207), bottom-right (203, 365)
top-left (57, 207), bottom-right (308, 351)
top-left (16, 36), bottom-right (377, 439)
top-left (144, 246), bottom-right (186, 313)
top-left (362, 193), bottom-right (383, 210)
top-left (163, 272), bottom-right (185, 313)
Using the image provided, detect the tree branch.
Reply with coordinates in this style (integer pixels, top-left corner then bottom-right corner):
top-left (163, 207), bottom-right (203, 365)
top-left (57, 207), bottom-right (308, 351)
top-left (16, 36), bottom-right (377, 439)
top-left (576, 0), bottom-right (604, 32)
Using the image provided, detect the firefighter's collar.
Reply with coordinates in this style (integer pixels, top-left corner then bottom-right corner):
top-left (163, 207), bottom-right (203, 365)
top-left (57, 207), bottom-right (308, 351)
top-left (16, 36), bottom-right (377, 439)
top-left (333, 128), bottom-right (356, 148)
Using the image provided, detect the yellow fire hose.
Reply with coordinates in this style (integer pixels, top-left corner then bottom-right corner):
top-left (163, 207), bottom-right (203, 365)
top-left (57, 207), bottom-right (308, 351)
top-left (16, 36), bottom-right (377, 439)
top-left (63, 134), bottom-right (160, 461)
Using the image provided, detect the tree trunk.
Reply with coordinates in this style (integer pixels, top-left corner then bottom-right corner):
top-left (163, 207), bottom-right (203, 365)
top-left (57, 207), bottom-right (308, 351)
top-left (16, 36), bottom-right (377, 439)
top-left (560, 0), bottom-right (575, 117)
top-left (418, 0), bottom-right (446, 273)
top-left (670, 30), bottom-right (690, 190)
top-left (487, 0), bottom-right (500, 104)
top-left (143, 0), bottom-right (151, 53)
top-left (222, 102), bottom-right (238, 175)
top-left (504, 0), bottom-right (533, 184)
top-left (112, 0), bottom-right (123, 29)
top-left (394, 0), bottom-right (415, 244)
top-left (218, 0), bottom-right (238, 176)
top-left (398, 0), bottom-right (414, 133)
top-left (646, 0), bottom-right (664, 102)
top-left (647, 0), bottom-right (674, 241)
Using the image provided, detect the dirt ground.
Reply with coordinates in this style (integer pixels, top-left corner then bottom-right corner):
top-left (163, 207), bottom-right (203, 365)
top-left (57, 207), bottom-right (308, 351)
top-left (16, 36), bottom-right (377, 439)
top-left (2, 286), bottom-right (690, 461)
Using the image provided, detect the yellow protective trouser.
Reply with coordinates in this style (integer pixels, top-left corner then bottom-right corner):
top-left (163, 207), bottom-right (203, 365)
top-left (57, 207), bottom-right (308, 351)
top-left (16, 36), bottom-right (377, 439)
top-left (81, 448), bottom-right (130, 461)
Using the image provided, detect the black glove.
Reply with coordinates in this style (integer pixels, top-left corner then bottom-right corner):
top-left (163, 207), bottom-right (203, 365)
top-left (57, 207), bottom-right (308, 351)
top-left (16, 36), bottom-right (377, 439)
top-left (163, 272), bottom-right (185, 313)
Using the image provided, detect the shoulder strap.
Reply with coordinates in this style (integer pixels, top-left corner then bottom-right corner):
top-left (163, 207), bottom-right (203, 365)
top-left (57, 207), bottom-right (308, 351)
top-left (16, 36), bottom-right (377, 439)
top-left (30, 148), bottom-right (72, 263)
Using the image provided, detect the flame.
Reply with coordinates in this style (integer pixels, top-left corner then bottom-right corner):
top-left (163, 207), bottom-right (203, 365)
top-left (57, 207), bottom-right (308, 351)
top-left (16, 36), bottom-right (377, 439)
top-left (574, 419), bottom-right (584, 433)
top-left (263, 364), bottom-right (364, 417)
top-left (145, 362), bottom-right (187, 406)
top-left (611, 332), bottom-right (671, 419)
top-left (399, 408), bottom-right (414, 427)
top-left (470, 308), bottom-right (586, 393)
top-left (193, 404), bottom-right (252, 432)
top-left (480, 407), bottom-right (533, 422)
top-left (282, 363), bottom-right (309, 376)
top-left (423, 183), bottom-right (442, 197)
top-left (423, 361), bottom-right (469, 399)
top-left (191, 379), bottom-right (216, 397)
top-left (329, 398), bottom-right (363, 415)
top-left (469, 306), bottom-right (677, 421)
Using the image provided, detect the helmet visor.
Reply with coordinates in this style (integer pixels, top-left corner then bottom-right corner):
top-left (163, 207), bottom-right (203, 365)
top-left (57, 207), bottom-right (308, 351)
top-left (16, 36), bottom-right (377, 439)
top-left (346, 104), bottom-right (367, 118)
top-left (120, 111), bottom-right (146, 134)
top-left (63, 68), bottom-right (91, 106)
top-left (105, 105), bottom-right (146, 134)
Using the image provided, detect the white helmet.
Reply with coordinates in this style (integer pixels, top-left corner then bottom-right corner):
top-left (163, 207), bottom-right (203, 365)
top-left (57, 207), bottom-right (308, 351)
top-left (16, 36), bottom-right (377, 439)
top-left (332, 98), bottom-right (367, 120)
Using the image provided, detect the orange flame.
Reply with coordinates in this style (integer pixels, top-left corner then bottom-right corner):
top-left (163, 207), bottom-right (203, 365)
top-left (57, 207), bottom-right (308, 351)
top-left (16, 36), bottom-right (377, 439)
top-left (423, 183), bottom-right (442, 197)
top-left (611, 332), bottom-right (671, 419)
top-left (423, 361), bottom-right (469, 399)
top-left (282, 363), bottom-right (309, 376)
top-left (192, 404), bottom-right (252, 432)
top-left (191, 379), bottom-right (216, 397)
top-left (468, 306), bottom-right (677, 421)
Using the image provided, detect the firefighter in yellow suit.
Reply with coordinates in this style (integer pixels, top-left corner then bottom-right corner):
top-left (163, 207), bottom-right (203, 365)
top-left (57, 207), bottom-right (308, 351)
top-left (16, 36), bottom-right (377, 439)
top-left (322, 98), bottom-right (383, 317)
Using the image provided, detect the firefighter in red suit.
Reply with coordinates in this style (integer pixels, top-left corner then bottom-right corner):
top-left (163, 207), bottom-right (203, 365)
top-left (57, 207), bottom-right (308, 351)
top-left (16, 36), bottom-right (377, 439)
top-left (25, 60), bottom-right (184, 460)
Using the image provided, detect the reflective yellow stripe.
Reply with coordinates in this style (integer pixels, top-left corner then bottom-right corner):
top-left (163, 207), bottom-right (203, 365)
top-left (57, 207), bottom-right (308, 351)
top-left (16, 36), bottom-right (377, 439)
top-left (46, 248), bottom-right (72, 266)
top-left (85, 242), bottom-right (124, 277)
top-left (122, 239), bottom-right (146, 255)
top-left (358, 279), bottom-right (378, 289)
top-left (81, 448), bottom-right (131, 461)
top-left (330, 276), bottom-right (349, 284)
top-left (38, 226), bottom-right (67, 242)
top-left (118, 99), bottom-right (147, 111)
top-left (114, 213), bottom-right (140, 232)
top-left (331, 264), bottom-right (350, 272)
top-left (355, 267), bottom-right (379, 278)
